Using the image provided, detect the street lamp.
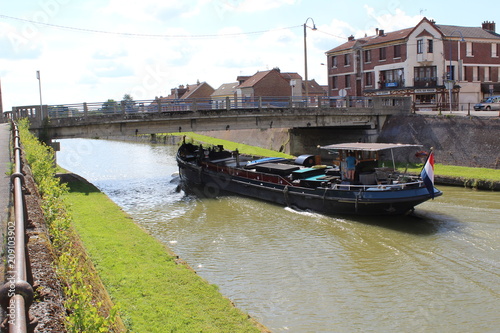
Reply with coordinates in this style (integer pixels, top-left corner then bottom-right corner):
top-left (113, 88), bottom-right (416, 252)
top-left (446, 31), bottom-right (465, 112)
top-left (36, 70), bottom-right (43, 119)
top-left (304, 17), bottom-right (317, 107)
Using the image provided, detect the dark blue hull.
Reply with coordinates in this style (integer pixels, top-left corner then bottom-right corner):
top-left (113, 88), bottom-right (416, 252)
top-left (177, 154), bottom-right (441, 216)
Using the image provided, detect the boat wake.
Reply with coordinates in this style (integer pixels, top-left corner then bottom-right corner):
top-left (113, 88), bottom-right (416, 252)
top-left (284, 206), bottom-right (347, 224)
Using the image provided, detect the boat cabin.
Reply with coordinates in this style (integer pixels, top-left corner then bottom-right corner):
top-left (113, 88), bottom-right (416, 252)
top-left (320, 143), bottom-right (423, 185)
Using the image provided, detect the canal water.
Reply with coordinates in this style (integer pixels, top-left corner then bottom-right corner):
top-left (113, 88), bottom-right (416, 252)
top-left (56, 138), bottom-right (499, 333)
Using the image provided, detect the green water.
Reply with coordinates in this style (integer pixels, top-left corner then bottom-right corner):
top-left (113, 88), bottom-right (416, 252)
top-left (57, 138), bottom-right (500, 333)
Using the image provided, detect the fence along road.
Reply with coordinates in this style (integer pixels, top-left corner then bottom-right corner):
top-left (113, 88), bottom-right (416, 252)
top-left (5, 96), bottom-right (413, 139)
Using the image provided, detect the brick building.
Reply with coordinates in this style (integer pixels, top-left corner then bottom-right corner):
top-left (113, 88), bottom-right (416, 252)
top-left (236, 68), bottom-right (292, 99)
top-left (325, 18), bottom-right (500, 110)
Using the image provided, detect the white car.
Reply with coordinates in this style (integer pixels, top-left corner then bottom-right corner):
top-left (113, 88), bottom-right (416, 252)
top-left (474, 96), bottom-right (500, 111)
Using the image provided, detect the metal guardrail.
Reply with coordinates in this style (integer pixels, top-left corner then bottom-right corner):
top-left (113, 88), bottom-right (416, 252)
top-left (0, 123), bottom-right (37, 332)
top-left (413, 102), bottom-right (500, 114)
top-left (5, 95), bottom-right (386, 121)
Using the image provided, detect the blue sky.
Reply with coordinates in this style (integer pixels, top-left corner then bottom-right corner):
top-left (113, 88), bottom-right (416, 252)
top-left (0, 0), bottom-right (497, 110)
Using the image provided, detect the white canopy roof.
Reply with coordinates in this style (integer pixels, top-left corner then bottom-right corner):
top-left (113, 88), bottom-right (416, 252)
top-left (320, 143), bottom-right (422, 152)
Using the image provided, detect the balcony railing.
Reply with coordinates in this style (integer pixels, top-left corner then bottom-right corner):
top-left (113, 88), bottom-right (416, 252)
top-left (413, 77), bottom-right (438, 88)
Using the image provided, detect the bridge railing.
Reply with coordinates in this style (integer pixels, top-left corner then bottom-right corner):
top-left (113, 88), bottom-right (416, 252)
top-left (6, 96), bottom-right (411, 124)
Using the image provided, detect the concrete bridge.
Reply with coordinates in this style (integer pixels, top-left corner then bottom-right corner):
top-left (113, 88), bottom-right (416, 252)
top-left (4, 96), bottom-right (412, 140)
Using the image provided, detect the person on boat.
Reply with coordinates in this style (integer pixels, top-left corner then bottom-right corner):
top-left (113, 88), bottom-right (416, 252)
top-left (345, 152), bottom-right (358, 182)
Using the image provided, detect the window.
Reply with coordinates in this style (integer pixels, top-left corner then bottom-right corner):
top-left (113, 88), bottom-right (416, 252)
top-left (428, 40), bottom-right (433, 53)
top-left (331, 56), bottom-right (337, 68)
top-left (492, 43), bottom-right (498, 57)
top-left (394, 45), bottom-right (401, 58)
top-left (331, 76), bottom-right (337, 89)
top-left (344, 53), bottom-right (350, 66)
top-left (414, 66), bottom-right (438, 87)
top-left (345, 75), bottom-right (351, 88)
top-left (365, 72), bottom-right (372, 86)
top-left (447, 65), bottom-right (455, 80)
top-left (380, 69), bottom-right (404, 88)
top-left (417, 39), bottom-right (424, 54)
top-left (466, 42), bottom-right (473, 57)
top-left (364, 50), bottom-right (371, 63)
top-left (415, 94), bottom-right (436, 104)
top-left (379, 47), bottom-right (386, 61)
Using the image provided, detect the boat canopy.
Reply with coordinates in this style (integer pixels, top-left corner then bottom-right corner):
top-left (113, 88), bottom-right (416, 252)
top-left (320, 143), bottom-right (422, 153)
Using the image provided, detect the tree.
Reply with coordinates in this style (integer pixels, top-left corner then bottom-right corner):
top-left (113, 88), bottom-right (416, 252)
top-left (101, 99), bottom-right (118, 113)
top-left (121, 94), bottom-right (137, 113)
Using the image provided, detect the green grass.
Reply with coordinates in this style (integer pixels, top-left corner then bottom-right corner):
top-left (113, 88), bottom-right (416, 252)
top-left (173, 132), bottom-right (294, 159)
top-left (398, 163), bottom-right (500, 181)
top-left (64, 180), bottom-right (264, 333)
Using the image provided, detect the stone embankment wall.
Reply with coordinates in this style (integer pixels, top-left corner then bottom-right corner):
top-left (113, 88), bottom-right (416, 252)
top-left (378, 115), bottom-right (500, 169)
top-left (201, 115), bottom-right (499, 169)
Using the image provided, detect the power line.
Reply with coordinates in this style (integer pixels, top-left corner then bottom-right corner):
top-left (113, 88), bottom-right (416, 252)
top-left (0, 14), bottom-right (302, 39)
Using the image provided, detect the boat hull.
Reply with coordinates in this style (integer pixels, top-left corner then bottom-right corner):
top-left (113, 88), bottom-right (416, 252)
top-left (177, 156), bottom-right (441, 216)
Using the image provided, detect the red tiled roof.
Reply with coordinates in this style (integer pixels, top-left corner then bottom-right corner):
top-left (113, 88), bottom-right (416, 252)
top-left (281, 72), bottom-right (302, 80)
top-left (327, 27), bottom-right (412, 54)
top-left (238, 70), bottom-right (272, 88)
top-left (327, 17), bottom-right (500, 55)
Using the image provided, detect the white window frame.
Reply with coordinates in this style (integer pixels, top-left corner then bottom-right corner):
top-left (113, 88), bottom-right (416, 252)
top-left (466, 42), bottom-right (473, 57)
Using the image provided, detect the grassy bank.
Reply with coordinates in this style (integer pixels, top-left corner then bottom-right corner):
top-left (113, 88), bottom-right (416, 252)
top-left (403, 163), bottom-right (500, 182)
top-left (163, 132), bottom-right (294, 159)
top-left (63, 178), bottom-right (266, 333)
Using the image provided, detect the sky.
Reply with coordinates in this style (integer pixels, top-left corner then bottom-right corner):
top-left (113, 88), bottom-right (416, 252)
top-left (0, 0), bottom-right (497, 110)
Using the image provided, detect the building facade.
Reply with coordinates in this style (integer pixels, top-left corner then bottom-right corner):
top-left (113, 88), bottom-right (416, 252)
top-left (326, 18), bottom-right (500, 110)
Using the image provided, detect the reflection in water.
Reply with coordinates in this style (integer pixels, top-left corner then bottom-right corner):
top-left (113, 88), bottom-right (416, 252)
top-left (57, 138), bottom-right (500, 333)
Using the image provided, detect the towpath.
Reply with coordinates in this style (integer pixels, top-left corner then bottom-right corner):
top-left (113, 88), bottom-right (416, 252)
top-left (0, 123), bottom-right (11, 284)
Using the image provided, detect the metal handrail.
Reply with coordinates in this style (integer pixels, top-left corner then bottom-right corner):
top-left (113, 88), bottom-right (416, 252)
top-left (331, 180), bottom-right (424, 191)
top-left (0, 123), bottom-right (37, 332)
top-left (5, 95), bottom-right (385, 121)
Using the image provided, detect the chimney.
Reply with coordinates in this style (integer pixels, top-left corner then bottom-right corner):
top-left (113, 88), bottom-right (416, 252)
top-left (348, 35), bottom-right (355, 41)
top-left (379, 29), bottom-right (385, 36)
top-left (376, 28), bottom-right (379, 36)
top-left (482, 21), bottom-right (496, 33)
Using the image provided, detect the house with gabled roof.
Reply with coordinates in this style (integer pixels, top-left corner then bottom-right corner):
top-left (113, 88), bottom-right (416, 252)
top-left (325, 17), bottom-right (500, 110)
top-left (211, 82), bottom-right (239, 109)
top-left (236, 68), bottom-right (292, 100)
top-left (148, 81), bottom-right (214, 111)
top-left (180, 81), bottom-right (215, 100)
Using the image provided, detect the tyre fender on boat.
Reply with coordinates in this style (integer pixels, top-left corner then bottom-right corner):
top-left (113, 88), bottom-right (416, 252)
top-left (283, 185), bottom-right (290, 207)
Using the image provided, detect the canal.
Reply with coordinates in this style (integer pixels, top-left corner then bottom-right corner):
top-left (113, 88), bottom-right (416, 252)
top-left (56, 138), bottom-right (499, 333)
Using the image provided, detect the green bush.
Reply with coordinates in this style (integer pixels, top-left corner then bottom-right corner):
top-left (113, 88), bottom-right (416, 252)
top-left (17, 119), bottom-right (118, 332)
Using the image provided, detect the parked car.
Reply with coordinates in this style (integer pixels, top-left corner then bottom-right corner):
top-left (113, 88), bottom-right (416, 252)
top-left (474, 96), bottom-right (500, 111)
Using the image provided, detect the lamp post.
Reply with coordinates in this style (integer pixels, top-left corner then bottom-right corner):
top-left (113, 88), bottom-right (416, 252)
top-left (36, 70), bottom-right (43, 119)
top-left (303, 17), bottom-right (317, 107)
top-left (447, 31), bottom-right (465, 112)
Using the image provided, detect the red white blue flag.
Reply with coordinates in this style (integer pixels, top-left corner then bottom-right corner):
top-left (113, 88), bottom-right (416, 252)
top-left (420, 152), bottom-right (435, 199)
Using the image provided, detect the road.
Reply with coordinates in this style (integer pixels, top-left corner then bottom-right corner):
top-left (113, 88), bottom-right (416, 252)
top-left (415, 110), bottom-right (499, 117)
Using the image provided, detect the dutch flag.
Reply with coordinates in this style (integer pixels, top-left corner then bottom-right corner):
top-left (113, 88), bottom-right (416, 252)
top-left (420, 152), bottom-right (435, 199)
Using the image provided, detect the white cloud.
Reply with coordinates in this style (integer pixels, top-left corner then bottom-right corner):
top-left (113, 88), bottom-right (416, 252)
top-left (362, 5), bottom-right (422, 37)
top-left (214, 0), bottom-right (297, 13)
top-left (101, 0), bottom-right (205, 22)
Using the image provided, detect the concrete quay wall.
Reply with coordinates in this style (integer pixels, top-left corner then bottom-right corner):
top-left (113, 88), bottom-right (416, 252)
top-left (200, 115), bottom-right (500, 169)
